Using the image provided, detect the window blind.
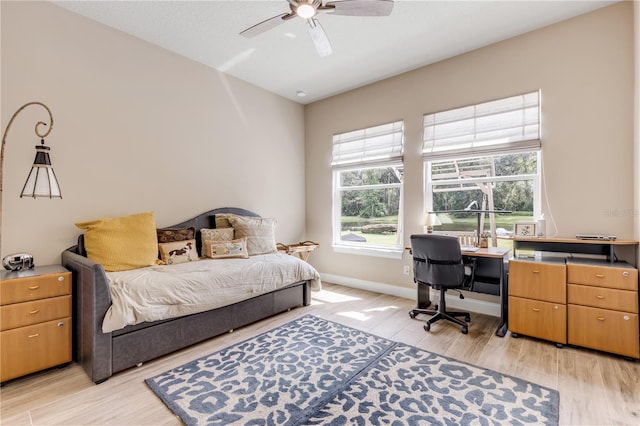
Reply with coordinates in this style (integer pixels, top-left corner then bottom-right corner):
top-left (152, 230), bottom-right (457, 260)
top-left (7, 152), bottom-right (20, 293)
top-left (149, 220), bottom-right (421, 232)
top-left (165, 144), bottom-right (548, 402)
top-left (332, 120), bottom-right (404, 168)
top-left (423, 91), bottom-right (540, 160)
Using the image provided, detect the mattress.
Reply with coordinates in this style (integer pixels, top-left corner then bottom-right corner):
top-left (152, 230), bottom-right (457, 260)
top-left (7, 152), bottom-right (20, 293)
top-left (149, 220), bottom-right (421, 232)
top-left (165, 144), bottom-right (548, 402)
top-left (102, 253), bottom-right (321, 332)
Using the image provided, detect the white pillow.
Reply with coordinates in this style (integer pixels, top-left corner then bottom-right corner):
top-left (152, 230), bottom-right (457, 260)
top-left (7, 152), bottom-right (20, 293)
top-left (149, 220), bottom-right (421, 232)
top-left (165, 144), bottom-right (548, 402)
top-left (227, 215), bottom-right (277, 256)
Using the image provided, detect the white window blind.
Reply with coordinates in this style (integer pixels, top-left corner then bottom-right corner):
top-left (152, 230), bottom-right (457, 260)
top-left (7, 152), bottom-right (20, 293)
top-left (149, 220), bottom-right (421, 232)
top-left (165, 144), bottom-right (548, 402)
top-left (423, 91), bottom-right (540, 160)
top-left (332, 120), bottom-right (404, 168)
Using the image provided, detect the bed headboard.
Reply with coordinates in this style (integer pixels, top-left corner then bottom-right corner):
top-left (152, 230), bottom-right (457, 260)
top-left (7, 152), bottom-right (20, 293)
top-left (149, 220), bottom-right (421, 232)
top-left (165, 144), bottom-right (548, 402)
top-left (75, 207), bottom-right (260, 257)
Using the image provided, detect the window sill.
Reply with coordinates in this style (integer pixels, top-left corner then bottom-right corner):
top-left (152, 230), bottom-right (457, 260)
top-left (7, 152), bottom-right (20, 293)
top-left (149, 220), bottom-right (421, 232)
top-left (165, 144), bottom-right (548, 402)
top-left (332, 244), bottom-right (404, 260)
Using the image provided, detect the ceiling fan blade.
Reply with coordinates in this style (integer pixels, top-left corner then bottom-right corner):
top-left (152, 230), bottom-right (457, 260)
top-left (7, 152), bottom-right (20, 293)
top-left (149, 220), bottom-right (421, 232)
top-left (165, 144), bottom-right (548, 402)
top-left (307, 19), bottom-right (332, 57)
top-left (323, 0), bottom-right (394, 16)
top-left (240, 13), bottom-right (293, 38)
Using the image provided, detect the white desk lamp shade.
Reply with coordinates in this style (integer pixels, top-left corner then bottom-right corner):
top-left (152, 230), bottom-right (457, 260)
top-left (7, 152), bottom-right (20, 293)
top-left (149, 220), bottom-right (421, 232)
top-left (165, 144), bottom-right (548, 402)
top-left (423, 213), bottom-right (442, 233)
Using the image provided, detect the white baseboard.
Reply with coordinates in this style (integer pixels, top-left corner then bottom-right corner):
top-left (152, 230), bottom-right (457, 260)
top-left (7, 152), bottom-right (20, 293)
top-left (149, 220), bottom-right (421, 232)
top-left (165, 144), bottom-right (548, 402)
top-left (320, 273), bottom-right (415, 299)
top-left (320, 272), bottom-right (500, 318)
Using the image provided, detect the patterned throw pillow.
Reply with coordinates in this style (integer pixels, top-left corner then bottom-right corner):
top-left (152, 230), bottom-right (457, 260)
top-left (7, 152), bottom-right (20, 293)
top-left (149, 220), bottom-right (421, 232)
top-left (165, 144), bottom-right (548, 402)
top-left (200, 228), bottom-right (234, 243)
top-left (158, 239), bottom-right (199, 264)
top-left (75, 212), bottom-right (160, 272)
top-left (203, 237), bottom-right (249, 259)
top-left (227, 215), bottom-right (277, 256)
top-left (157, 227), bottom-right (196, 243)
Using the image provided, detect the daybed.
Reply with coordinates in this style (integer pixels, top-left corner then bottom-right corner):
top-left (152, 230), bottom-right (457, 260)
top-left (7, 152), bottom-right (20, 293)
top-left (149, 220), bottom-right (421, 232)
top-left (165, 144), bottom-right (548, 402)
top-left (62, 207), bottom-right (319, 384)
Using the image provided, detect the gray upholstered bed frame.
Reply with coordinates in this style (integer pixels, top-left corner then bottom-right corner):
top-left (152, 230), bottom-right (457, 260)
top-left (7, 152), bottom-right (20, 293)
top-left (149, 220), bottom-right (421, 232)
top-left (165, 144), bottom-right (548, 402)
top-left (61, 207), bottom-right (311, 384)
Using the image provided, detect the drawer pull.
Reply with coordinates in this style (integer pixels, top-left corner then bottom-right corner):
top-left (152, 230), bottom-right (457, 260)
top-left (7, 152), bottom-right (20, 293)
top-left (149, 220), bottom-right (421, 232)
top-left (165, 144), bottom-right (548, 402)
top-left (531, 308), bottom-right (540, 312)
top-left (28, 333), bottom-right (40, 338)
top-left (596, 295), bottom-right (605, 300)
top-left (29, 309), bottom-right (40, 314)
top-left (596, 317), bottom-right (606, 321)
top-left (595, 274), bottom-right (605, 278)
top-left (58, 276), bottom-right (65, 282)
top-left (622, 271), bottom-right (629, 277)
top-left (532, 270), bottom-right (540, 274)
top-left (28, 285), bottom-right (40, 290)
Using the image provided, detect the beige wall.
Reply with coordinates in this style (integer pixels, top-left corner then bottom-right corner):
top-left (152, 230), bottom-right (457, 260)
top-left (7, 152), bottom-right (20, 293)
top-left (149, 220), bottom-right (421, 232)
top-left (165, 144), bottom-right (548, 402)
top-left (635, 1), bottom-right (640, 261)
top-left (1, 1), bottom-right (306, 265)
top-left (305, 2), bottom-right (636, 292)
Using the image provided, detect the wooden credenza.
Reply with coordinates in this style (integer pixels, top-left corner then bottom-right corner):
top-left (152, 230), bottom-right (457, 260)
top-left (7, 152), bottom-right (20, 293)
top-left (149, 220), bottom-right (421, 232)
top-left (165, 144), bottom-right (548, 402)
top-left (0, 265), bottom-right (72, 382)
top-left (508, 241), bottom-right (639, 359)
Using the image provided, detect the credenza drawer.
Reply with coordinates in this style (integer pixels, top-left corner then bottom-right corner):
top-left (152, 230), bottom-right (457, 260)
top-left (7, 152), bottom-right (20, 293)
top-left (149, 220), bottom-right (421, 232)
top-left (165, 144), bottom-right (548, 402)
top-left (568, 304), bottom-right (639, 358)
top-left (0, 295), bottom-right (71, 331)
top-left (508, 260), bottom-right (566, 303)
top-left (567, 284), bottom-right (638, 313)
top-left (567, 264), bottom-right (637, 290)
top-left (0, 317), bottom-right (72, 382)
top-left (508, 296), bottom-right (567, 344)
top-left (0, 272), bottom-right (71, 305)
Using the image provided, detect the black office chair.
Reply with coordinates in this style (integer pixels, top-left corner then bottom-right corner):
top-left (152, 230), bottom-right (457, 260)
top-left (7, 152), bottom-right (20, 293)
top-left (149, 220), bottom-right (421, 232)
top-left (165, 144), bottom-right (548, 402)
top-left (409, 234), bottom-right (476, 334)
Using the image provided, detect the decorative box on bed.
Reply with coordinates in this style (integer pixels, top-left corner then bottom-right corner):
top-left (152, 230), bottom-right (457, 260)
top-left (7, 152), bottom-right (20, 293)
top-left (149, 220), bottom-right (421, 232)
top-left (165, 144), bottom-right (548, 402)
top-left (62, 207), bottom-right (320, 384)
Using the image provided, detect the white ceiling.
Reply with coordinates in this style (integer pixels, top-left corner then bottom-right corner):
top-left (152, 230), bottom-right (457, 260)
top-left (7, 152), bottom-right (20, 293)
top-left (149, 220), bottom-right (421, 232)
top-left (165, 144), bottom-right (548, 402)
top-left (51, 0), bottom-right (616, 104)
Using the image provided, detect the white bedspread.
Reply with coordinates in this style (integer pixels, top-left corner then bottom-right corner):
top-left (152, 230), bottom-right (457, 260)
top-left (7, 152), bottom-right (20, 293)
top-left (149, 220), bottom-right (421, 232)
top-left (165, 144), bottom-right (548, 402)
top-left (102, 253), bottom-right (321, 332)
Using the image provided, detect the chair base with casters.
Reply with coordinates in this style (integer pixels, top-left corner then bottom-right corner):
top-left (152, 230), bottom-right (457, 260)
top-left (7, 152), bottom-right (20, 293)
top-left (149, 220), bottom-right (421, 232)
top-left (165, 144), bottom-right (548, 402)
top-left (409, 285), bottom-right (471, 334)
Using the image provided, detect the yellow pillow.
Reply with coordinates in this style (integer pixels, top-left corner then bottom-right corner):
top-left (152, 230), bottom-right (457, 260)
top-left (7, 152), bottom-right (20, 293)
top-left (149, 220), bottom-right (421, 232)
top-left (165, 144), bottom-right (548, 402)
top-left (75, 212), bottom-right (160, 272)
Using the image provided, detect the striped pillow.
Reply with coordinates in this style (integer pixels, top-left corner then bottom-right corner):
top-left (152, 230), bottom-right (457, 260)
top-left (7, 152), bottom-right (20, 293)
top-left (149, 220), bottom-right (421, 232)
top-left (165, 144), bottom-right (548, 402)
top-left (227, 215), bottom-right (277, 256)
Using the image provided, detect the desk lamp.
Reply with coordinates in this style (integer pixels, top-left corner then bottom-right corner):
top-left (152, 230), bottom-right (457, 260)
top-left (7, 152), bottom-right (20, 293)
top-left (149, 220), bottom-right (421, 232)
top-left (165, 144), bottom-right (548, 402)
top-left (423, 213), bottom-right (441, 233)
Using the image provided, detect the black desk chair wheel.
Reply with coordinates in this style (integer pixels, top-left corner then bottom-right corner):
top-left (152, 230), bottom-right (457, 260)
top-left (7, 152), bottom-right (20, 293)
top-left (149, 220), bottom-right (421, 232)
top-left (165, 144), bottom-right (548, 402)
top-left (409, 234), bottom-right (476, 334)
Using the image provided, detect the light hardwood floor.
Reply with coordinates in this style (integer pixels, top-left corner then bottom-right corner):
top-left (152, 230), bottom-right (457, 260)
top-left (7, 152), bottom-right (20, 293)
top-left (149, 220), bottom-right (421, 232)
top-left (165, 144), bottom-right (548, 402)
top-left (1, 282), bottom-right (639, 425)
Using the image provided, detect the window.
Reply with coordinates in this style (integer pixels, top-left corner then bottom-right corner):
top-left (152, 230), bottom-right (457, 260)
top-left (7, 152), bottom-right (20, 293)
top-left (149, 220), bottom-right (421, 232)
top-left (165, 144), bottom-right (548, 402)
top-left (332, 120), bottom-right (404, 257)
top-left (423, 92), bottom-right (541, 248)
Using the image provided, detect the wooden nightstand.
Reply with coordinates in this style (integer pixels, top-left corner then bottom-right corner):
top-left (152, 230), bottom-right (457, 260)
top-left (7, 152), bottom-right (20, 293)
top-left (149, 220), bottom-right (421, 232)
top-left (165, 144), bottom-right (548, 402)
top-left (0, 265), bottom-right (72, 382)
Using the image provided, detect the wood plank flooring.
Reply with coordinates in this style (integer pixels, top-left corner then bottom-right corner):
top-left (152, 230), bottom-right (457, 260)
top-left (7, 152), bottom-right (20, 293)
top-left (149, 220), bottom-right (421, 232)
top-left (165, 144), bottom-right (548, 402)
top-left (1, 282), bottom-right (638, 425)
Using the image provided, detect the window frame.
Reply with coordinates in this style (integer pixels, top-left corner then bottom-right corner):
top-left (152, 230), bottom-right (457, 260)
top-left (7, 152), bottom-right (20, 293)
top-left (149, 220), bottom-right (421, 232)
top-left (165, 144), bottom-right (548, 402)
top-left (331, 120), bottom-right (405, 259)
top-left (422, 91), bottom-right (542, 241)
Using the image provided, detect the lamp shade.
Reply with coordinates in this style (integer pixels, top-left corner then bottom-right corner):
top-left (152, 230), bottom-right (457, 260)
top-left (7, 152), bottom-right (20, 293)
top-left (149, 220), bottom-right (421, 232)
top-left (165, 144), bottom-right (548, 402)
top-left (20, 142), bottom-right (62, 198)
top-left (423, 213), bottom-right (442, 227)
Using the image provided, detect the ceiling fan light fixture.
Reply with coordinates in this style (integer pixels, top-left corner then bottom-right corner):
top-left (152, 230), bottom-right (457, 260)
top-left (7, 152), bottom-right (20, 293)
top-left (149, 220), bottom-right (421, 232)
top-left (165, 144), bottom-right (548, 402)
top-left (296, 3), bottom-right (316, 19)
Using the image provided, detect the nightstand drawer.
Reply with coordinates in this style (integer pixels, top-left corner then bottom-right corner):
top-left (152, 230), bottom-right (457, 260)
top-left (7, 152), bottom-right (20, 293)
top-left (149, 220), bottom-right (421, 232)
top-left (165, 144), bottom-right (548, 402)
top-left (0, 271), bottom-right (71, 305)
top-left (0, 295), bottom-right (71, 331)
top-left (567, 284), bottom-right (638, 312)
top-left (0, 317), bottom-right (72, 382)
top-left (508, 260), bottom-right (566, 303)
top-left (567, 264), bottom-right (637, 290)
top-left (568, 304), bottom-right (639, 358)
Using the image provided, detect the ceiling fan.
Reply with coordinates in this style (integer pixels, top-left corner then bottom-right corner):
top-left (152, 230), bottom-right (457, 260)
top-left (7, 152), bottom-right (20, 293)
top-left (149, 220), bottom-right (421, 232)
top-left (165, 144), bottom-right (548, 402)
top-left (240, 0), bottom-right (394, 57)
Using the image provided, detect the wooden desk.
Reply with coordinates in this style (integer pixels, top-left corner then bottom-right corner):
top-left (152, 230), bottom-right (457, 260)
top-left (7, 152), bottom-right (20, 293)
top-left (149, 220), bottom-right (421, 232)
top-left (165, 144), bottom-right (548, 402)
top-left (463, 247), bottom-right (510, 258)
top-left (409, 246), bottom-right (510, 336)
top-left (463, 247), bottom-right (511, 336)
